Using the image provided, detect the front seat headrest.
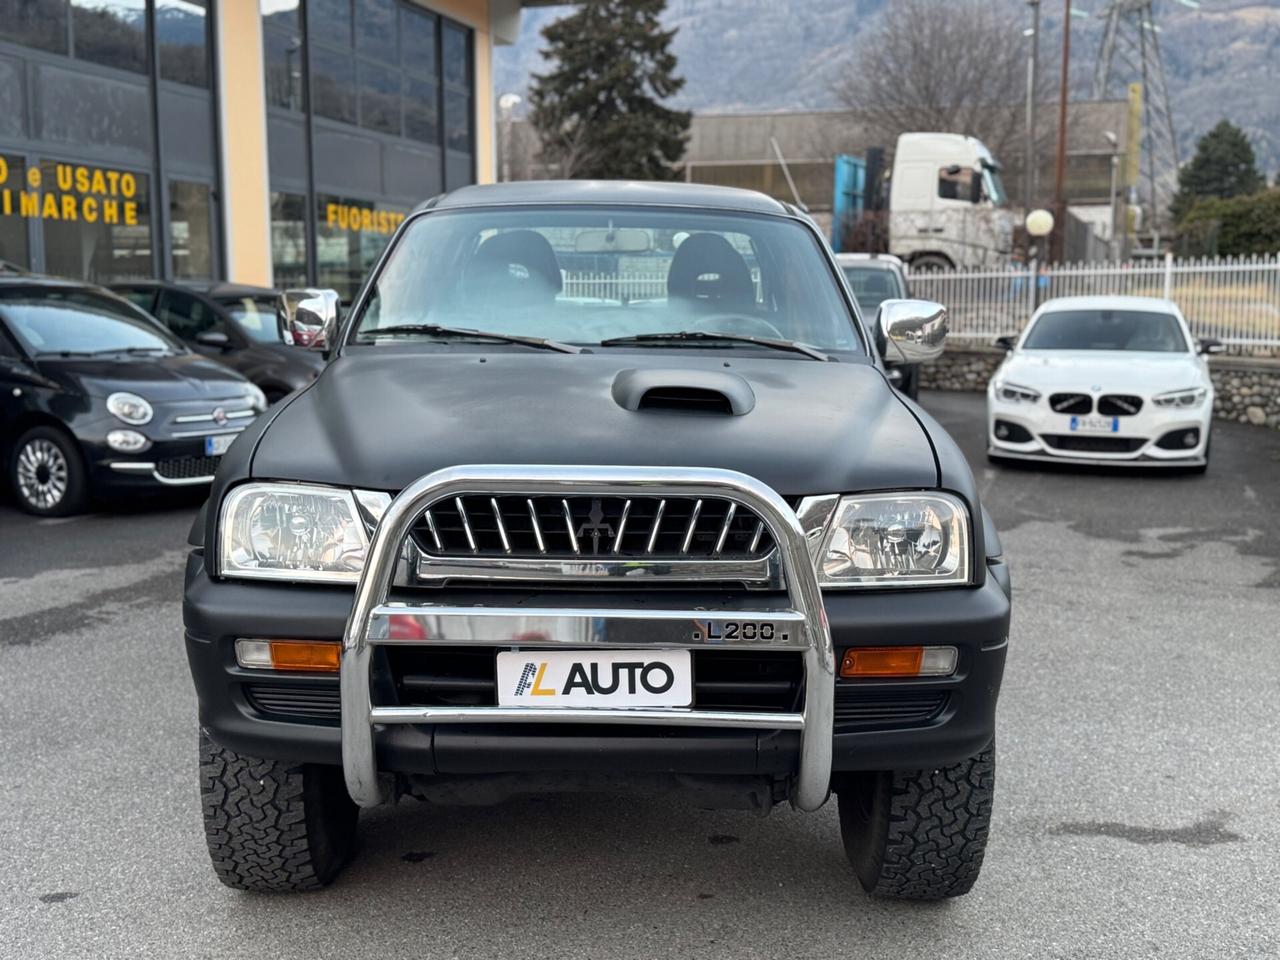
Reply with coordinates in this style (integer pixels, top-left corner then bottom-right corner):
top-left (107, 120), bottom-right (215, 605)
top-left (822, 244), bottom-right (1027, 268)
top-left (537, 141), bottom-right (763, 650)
top-left (463, 230), bottom-right (562, 306)
top-left (666, 233), bottom-right (756, 312)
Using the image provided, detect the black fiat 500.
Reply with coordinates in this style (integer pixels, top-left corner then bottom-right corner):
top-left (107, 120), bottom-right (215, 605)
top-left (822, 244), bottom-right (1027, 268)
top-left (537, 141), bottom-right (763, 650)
top-left (0, 278), bottom-right (266, 516)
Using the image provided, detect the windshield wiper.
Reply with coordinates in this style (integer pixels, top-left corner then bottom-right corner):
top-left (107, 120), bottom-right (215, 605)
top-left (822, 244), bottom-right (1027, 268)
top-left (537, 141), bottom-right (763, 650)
top-left (93, 346), bottom-right (170, 355)
top-left (359, 323), bottom-right (582, 354)
top-left (599, 330), bottom-right (831, 361)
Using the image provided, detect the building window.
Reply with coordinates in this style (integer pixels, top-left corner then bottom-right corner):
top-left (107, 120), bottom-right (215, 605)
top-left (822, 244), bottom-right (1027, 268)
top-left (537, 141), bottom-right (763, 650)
top-left (263, 0), bottom-right (473, 292)
top-left (2, 0), bottom-right (70, 55)
top-left (270, 191), bottom-right (308, 288)
top-left (0, 155), bottom-right (32, 271)
top-left (156, 0), bottom-right (209, 88)
top-left (169, 180), bottom-right (213, 278)
top-left (316, 194), bottom-right (406, 300)
top-left (70, 0), bottom-right (149, 75)
top-left (38, 159), bottom-right (152, 281)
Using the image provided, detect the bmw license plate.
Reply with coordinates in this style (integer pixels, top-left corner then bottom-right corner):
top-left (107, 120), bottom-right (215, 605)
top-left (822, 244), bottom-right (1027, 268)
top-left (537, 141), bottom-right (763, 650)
top-left (496, 649), bottom-right (692, 708)
top-left (1069, 415), bottom-right (1119, 434)
top-left (204, 434), bottom-right (235, 456)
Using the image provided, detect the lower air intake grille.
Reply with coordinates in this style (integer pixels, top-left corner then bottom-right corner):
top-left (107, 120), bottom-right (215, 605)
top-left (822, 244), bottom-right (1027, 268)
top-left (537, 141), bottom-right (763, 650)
top-left (833, 688), bottom-right (947, 730)
top-left (1042, 434), bottom-right (1146, 453)
top-left (413, 494), bottom-right (775, 560)
top-left (245, 683), bottom-right (340, 721)
top-left (155, 455), bottom-right (220, 480)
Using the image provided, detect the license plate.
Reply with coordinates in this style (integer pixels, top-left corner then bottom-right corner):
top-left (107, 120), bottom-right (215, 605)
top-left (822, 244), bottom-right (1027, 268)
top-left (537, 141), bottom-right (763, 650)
top-left (1069, 415), bottom-right (1119, 434)
top-left (205, 434), bottom-right (235, 456)
top-left (496, 649), bottom-right (692, 708)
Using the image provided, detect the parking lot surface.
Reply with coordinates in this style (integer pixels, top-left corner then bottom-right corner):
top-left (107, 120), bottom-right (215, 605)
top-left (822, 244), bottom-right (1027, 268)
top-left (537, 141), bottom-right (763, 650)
top-left (1, 391), bottom-right (1278, 960)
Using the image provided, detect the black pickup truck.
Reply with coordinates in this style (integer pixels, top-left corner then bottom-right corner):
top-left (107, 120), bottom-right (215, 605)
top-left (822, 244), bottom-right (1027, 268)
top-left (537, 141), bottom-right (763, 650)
top-left (185, 181), bottom-right (1010, 900)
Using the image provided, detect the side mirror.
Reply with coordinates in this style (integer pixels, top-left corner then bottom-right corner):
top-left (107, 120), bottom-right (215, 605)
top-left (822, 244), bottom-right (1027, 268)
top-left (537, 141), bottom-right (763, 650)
top-left (279, 288), bottom-right (340, 351)
top-left (878, 299), bottom-right (947, 364)
top-left (994, 334), bottom-right (1017, 352)
top-left (195, 330), bottom-right (231, 350)
top-left (1198, 337), bottom-right (1225, 356)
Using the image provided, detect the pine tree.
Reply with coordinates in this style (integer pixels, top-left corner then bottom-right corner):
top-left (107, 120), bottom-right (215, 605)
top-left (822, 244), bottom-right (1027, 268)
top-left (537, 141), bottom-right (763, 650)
top-left (528, 0), bottom-right (690, 181)
top-left (1170, 120), bottom-right (1265, 222)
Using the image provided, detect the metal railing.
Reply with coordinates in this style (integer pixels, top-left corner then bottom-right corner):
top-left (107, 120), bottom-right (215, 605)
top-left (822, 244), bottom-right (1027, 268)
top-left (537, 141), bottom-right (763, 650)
top-left (907, 254), bottom-right (1280, 354)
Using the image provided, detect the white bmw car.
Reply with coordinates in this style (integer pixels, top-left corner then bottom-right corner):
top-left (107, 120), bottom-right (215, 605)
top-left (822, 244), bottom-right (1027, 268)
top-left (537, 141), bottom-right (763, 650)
top-left (987, 296), bottom-right (1221, 472)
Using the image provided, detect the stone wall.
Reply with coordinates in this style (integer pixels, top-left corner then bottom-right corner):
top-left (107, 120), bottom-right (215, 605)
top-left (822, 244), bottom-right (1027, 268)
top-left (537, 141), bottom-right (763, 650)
top-left (919, 345), bottom-right (1280, 430)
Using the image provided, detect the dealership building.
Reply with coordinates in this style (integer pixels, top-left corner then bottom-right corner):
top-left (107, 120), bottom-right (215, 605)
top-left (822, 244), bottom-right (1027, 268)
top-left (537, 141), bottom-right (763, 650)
top-left (0, 0), bottom-right (537, 298)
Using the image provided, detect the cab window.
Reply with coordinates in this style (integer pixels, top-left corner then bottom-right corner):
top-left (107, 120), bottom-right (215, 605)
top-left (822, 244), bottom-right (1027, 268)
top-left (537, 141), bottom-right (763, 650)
top-left (157, 290), bottom-right (219, 340)
top-left (938, 166), bottom-right (979, 203)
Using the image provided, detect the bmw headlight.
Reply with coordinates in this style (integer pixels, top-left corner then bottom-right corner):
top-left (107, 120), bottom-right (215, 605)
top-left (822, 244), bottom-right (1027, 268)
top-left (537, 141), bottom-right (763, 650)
top-left (992, 381), bottom-right (1040, 404)
top-left (1153, 387), bottom-right (1206, 408)
top-left (107, 391), bottom-right (153, 425)
top-left (813, 492), bottom-right (971, 588)
top-left (219, 483), bottom-right (369, 583)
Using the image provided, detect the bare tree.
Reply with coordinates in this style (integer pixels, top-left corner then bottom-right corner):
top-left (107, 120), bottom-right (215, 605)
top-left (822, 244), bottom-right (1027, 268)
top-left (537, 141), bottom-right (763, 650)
top-left (834, 0), bottom-right (1046, 175)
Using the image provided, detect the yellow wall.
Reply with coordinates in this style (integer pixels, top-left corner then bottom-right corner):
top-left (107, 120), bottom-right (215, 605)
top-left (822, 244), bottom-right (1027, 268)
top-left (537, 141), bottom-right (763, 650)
top-left (216, 0), bottom-right (273, 286)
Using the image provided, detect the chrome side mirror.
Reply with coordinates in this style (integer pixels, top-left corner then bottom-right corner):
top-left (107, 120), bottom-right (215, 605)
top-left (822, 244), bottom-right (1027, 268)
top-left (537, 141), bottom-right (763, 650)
top-left (279, 288), bottom-right (340, 351)
top-left (878, 299), bottom-right (948, 364)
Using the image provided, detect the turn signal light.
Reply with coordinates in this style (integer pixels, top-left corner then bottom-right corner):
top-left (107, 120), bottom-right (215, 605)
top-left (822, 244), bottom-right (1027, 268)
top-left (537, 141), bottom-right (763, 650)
top-left (236, 639), bottom-right (341, 673)
top-left (839, 645), bottom-right (957, 678)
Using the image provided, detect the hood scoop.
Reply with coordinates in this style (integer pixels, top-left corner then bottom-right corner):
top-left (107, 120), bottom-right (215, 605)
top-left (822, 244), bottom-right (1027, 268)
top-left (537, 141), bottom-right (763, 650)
top-left (612, 368), bottom-right (755, 416)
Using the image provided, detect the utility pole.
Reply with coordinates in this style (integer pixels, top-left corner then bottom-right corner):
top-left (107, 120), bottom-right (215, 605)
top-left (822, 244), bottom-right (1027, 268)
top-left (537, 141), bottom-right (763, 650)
top-left (1024, 0), bottom-right (1042, 214)
top-left (1051, 0), bottom-right (1071, 262)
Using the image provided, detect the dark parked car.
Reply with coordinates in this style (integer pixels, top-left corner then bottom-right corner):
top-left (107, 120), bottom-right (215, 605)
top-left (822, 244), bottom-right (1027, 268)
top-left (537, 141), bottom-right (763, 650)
top-left (835, 253), bottom-right (920, 399)
top-left (0, 278), bottom-right (266, 516)
top-left (185, 181), bottom-right (1008, 900)
top-left (111, 281), bottom-right (323, 403)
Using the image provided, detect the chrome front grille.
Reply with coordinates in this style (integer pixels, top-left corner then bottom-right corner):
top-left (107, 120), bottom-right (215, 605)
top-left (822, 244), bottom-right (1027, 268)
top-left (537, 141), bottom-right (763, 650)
top-left (413, 494), bottom-right (776, 561)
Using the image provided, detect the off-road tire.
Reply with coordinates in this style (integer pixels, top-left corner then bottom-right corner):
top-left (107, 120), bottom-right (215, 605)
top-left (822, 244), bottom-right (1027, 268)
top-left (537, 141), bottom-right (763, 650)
top-left (199, 730), bottom-right (358, 892)
top-left (837, 743), bottom-right (994, 900)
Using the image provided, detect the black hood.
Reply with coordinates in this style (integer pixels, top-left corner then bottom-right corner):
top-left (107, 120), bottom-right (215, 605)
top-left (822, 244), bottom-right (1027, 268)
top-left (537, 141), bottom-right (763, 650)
top-left (37, 351), bottom-right (253, 401)
top-left (250, 348), bottom-right (938, 496)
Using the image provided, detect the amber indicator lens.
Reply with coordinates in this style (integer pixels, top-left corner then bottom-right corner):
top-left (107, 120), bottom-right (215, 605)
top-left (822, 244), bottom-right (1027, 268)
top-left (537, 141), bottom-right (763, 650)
top-left (235, 638), bottom-right (340, 672)
top-left (839, 645), bottom-right (958, 678)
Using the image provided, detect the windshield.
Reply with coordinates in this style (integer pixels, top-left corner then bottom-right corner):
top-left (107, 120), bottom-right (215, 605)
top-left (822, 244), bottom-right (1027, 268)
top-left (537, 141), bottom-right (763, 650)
top-left (1022, 309), bottom-right (1189, 353)
top-left (351, 207), bottom-right (863, 355)
top-left (981, 163), bottom-right (1008, 206)
top-left (0, 288), bottom-right (183, 356)
top-left (221, 297), bottom-right (282, 343)
top-left (841, 265), bottom-right (905, 316)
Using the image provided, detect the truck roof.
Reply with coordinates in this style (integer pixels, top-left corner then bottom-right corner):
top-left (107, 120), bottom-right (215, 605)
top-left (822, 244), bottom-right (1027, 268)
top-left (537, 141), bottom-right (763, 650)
top-left (425, 180), bottom-right (794, 217)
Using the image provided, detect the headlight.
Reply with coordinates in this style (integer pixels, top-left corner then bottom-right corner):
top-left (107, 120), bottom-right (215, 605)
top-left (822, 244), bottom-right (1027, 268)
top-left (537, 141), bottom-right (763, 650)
top-left (814, 492), bottom-right (971, 588)
top-left (1153, 387), bottom-right (1207, 408)
top-left (992, 381), bottom-right (1040, 404)
top-left (107, 391), bottom-right (153, 425)
top-left (219, 482), bottom-right (369, 583)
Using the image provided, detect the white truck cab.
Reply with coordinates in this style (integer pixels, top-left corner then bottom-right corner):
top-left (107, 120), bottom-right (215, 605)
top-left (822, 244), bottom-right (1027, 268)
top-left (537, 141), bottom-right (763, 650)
top-left (888, 133), bottom-right (1017, 272)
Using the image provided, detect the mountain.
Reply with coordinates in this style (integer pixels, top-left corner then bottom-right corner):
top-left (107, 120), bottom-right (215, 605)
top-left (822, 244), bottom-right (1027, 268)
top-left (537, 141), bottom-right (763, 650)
top-left (494, 0), bottom-right (1280, 179)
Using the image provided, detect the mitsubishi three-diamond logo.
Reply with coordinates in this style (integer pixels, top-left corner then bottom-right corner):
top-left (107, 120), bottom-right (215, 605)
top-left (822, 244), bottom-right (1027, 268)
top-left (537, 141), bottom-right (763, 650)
top-left (574, 499), bottom-right (614, 555)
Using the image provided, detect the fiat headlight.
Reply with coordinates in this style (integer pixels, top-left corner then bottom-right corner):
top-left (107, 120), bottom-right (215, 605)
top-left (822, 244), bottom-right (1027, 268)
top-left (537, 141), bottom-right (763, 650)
top-left (813, 492), bottom-right (971, 588)
top-left (107, 391), bottom-right (153, 425)
top-left (246, 383), bottom-right (268, 413)
top-left (219, 483), bottom-right (369, 583)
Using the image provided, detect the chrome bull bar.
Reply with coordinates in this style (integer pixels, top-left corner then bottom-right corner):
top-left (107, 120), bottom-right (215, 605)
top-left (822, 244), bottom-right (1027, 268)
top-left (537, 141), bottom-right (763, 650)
top-left (340, 465), bottom-right (835, 811)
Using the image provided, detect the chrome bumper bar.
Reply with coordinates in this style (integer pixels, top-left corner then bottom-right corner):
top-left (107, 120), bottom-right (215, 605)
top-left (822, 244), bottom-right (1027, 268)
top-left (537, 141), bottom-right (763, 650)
top-left (340, 465), bottom-right (835, 812)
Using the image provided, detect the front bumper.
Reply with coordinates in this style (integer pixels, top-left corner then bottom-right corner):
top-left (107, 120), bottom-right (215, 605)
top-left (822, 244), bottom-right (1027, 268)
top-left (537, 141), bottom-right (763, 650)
top-left (987, 391), bottom-right (1211, 465)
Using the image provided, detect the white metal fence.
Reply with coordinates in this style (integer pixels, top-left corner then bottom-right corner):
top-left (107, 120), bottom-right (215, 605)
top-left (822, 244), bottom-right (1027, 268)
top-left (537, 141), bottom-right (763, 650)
top-left (559, 255), bottom-right (1280, 355)
top-left (908, 254), bottom-right (1280, 355)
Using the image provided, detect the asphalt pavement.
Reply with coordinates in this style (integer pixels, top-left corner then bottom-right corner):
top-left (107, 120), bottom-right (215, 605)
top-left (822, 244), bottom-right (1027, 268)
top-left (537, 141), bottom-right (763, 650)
top-left (1, 391), bottom-right (1278, 960)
